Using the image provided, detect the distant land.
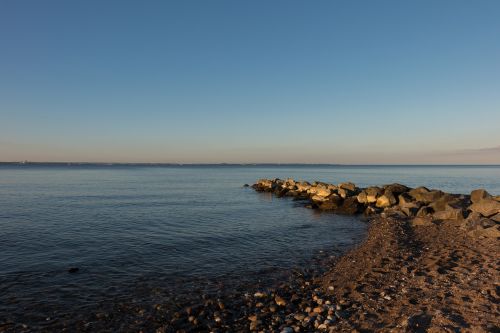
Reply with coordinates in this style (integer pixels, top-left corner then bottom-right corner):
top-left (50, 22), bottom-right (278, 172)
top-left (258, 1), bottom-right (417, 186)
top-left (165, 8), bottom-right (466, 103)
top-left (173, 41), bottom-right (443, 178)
top-left (1, 162), bottom-right (500, 167)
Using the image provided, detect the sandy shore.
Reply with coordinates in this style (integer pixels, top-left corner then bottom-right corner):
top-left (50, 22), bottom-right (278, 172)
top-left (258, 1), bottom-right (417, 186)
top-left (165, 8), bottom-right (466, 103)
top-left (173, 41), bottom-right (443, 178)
top-left (320, 216), bottom-right (499, 332)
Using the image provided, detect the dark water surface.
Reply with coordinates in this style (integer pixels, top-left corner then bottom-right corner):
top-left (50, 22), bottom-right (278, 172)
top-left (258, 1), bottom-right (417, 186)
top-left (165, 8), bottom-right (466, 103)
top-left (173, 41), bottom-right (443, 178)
top-left (1, 164), bottom-right (499, 324)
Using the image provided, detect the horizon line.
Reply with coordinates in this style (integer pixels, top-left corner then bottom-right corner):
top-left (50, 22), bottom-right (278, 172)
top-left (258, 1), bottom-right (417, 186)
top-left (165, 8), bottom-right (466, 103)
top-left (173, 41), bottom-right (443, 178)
top-left (1, 161), bottom-right (500, 167)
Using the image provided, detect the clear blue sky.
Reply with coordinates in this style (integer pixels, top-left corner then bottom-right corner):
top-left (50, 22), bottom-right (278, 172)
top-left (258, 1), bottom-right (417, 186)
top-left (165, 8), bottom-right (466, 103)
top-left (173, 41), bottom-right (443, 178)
top-left (1, 0), bottom-right (499, 163)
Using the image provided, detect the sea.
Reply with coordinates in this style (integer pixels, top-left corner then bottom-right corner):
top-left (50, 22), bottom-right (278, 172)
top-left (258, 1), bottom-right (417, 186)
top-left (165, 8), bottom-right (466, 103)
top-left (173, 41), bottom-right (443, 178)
top-left (1, 164), bottom-right (499, 326)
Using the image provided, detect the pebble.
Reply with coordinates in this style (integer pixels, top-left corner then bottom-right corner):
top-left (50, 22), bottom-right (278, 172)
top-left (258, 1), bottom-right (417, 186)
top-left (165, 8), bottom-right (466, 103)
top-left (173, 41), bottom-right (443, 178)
top-left (275, 296), bottom-right (287, 306)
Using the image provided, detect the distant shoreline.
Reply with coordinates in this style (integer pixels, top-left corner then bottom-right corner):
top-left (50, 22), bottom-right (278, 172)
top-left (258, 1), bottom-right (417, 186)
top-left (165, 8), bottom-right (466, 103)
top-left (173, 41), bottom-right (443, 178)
top-left (1, 162), bottom-right (500, 167)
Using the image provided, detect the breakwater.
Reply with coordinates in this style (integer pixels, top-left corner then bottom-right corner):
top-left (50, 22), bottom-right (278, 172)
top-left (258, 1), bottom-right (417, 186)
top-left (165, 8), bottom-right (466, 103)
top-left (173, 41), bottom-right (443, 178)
top-left (253, 178), bottom-right (500, 238)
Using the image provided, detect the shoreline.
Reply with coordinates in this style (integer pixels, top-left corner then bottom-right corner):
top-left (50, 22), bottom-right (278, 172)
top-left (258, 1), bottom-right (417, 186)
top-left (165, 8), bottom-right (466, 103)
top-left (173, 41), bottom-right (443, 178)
top-left (2, 178), bottom-right (499, 332)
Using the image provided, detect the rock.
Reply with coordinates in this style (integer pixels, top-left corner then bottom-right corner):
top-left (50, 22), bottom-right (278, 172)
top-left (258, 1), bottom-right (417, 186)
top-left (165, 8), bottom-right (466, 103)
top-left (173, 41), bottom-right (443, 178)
top-left (365, 186), bottom-right (383, 203)
top-left (307, 186), bottom-right (318, 195)
top-left (467, 225), bottom-right (500, 238)
top-left (294, 313), bottom-right (306, 321)
top-left (462, 212), bottom-right (483, 230)
top-left (317, 323), bottom-right (328, 330)
top-left (275, 296), bottom-right (287, 306)
top-left (249, 319), bottom-right (262, 330)
top-left (318, 194), bottom-right (342, 210)
top-left (490, 213), bottom-right (500, 223)
top-left (338, 182), bottom-right (356, 192)
top-left (311, 195), bottom-right (329, 203)
top-left (376, 191), bottom-right (397, 208)
top-left (275, 187), bottom-right (288, 198)
top-left (327, 184), bottom-right (338, 191)
top-left (480, 219), bottom-right (497, 228)
top-left (411, 217), bottom-right (433, 226)
top-left (357, 191), bottom-right (368, 204)
top-left (469, 198), bottom-right (500, 217)
top-left (338, 187), bottom-right (357, 199)
top-left (254, 179), bottom-right (277, 191)
top-left (243, 184), bottom-right (249, 187)
top-left (409, 187), bottom-right (444, 204)
top-left (416, 206), bottom-right (434, 217)
top-left (384, 183), bottom-right (410, 195)
top-left (281, 327), bottom-right (294, 333)
top-left (428, 194), bottom-right (462, 212)
top-left (382, 207), bottom-right (407, 218)
top-left (400, 203), bottom-right (421, 217)
top-left (433, 205), bottom-right (464, 220)
top-left (364, 206), bottom-right (382, 216)
top-left (315, 187), bottom-right (332, 198)
top-left (338, 196), bottom-right (362, 214)
top-left (296, 182), bottom-right (311, 193)
top-left (398, 192), bottom-right (414, 206)
top-left (471, 189), bottom-right (491, 203)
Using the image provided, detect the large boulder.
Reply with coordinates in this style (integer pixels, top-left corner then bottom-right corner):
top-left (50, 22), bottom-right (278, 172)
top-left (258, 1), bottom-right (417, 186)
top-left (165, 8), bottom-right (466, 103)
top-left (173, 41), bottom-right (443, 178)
top-left (318, 194), bottom-right (343, 210)
top-left (398, 192), bottom-right (415, 206)
top-left (274, 187), bottom-right (288, 198)
top-left (383, 183), bottom-right (410, 195)
top-left (295, 181), bottom-right (311, 193)
top-left (400, 202), bottom-right (421, 217)
top-left (285, 190), bottom-right (299, 197)
top-left (284, 178), bottom-right (296, 186)
top-left (490, 213), bottom-right (500, 223)
top-left (433, 205), bottom-right (465, 220)
top-left (408, 187), bottom-right (444, 204)
top-left (338, 187), bottom-right (357, 199)
top-left (338, 197), bottom-right (362, 214)
top-left (376, 191), bottom-right (397, 208)
top-left (381, 207), bottom-right (407, 219)
top-left (466, 224), bottom-right (500, 238)
top-left (311, 195), bottom-right (329, 203)
top-left (416, 206), bottom-right (434, 217)
top-left (315, 186), bottom-right (332, 198)
top-left (469, 198), bottom-right (500, 217)
top-left (470, 189), bottom-right (491, 203)
top-left (357, 191), bottom-right (368, 204)
top-left (428, 194), bottom-right (462, 212)
top-left (253, 179), bottom-right (275, 191)
top-left (327, 184), bottom-right (338, 191)
top-left (365, 186), bottom-right (383, 203)
top-left (338, 182), bottom-right (356, 192)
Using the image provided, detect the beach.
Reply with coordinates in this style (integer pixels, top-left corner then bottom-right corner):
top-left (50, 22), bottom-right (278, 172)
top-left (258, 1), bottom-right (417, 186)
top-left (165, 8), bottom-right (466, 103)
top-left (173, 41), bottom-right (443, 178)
top-left (1, 169), bottom-right (499, 332)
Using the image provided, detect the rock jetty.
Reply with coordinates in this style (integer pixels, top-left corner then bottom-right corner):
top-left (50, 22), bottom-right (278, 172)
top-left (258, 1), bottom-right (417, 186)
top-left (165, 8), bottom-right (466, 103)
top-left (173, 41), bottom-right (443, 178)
top-left (253, 178), bottom-right (500, 238)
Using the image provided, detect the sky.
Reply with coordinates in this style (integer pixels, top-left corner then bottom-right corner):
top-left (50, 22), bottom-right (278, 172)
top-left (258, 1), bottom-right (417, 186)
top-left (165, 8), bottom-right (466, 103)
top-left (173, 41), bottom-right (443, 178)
top-left (1, 0), bottom-right (499, 164)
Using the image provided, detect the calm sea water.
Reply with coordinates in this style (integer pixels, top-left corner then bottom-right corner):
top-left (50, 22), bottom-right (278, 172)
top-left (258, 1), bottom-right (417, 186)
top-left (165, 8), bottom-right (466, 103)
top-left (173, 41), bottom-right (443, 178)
top-left (1, 164), bottom-right (499, 323)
